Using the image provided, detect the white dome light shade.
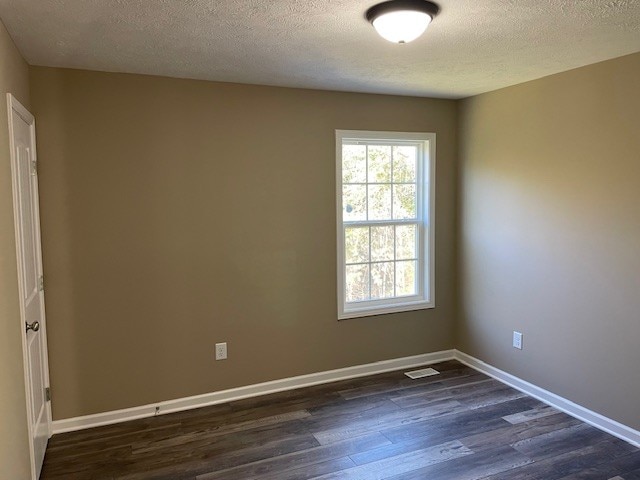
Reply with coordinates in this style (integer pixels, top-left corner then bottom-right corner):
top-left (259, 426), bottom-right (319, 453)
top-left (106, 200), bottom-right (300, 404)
top-left (372, 10), bottom-right (431, 43)
top-left (366, 0), bottom-right (440, 44)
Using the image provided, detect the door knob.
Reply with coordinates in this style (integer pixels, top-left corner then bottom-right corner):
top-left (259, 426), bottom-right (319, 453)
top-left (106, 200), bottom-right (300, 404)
top-left (26, 321), bottom-right (40, 333)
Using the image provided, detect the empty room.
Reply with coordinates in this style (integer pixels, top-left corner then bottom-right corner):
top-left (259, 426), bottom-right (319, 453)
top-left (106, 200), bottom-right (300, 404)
top-left (1, 1), bottom-right (639, 479)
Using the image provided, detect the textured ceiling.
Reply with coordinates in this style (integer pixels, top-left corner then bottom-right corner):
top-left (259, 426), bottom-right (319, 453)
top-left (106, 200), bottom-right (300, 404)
top-left (1, 0), bottom-right (640, 98)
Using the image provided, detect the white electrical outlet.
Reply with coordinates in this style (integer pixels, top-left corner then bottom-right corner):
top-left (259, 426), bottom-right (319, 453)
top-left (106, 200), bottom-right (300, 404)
top-left (215, 342), bottom-right (227, 360)
top-left (513, 331), bottom-right (523, 350)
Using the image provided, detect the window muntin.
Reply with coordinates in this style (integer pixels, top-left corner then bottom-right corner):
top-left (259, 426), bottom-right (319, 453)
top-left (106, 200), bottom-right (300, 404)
top-left (337, 131), bottom-right (435, 319)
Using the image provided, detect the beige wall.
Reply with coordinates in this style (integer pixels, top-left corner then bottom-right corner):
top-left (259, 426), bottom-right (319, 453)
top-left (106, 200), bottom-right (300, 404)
top-left (0, 19), bottom-right (32, 480)
top-left (458, 52), bottom-right (640, 430)
top-left (29, 67), bottom-right (458, 420)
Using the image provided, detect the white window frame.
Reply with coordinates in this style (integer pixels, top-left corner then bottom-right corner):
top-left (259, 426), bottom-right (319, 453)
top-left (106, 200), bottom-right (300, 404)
top-left (336, 130), bottom-right (435, 320)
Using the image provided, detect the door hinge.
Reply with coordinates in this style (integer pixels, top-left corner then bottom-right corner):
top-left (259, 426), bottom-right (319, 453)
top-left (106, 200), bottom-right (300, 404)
top-left (45, 387), bottom-right (51, 402)
top-left (31, 160), bottom-right (37, 176)
top-left (39, 275), bottom-right (44, 291)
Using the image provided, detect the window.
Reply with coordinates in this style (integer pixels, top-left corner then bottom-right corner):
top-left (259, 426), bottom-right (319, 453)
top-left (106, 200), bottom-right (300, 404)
top-left (336, 130), bottom-right (435, 319)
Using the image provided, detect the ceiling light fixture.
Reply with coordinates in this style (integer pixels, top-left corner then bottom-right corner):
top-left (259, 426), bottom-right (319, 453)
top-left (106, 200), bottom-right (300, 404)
top-left (366, 0), bottom-right (440, 44)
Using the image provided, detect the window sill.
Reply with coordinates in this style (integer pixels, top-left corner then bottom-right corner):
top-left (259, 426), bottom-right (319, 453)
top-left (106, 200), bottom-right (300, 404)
top-left (338, 300), bottom-right (434, 320)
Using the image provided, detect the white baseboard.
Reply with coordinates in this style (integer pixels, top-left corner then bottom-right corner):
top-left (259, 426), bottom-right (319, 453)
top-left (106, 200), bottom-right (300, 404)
top-left (454, 350), bottom-right (640, 448)
top-left (52, 349), bottom-right (455, 434)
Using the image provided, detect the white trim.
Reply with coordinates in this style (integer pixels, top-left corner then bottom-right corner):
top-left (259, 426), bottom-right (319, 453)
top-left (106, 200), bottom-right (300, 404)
top-left (454, 350), bottom-right (640, 448)
top-left (52, 350), bottom-right (455, 434)
top-left (338, 299), bottom-right (433, 320)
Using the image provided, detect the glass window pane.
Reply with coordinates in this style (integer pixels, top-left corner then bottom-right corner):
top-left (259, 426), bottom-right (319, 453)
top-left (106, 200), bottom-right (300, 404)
top-left (393, 184), bottom-right (416, 219)
top-left (346, 264), bottom-right (370, 302)
top-left (343, 185), bottom-right (367, 221)
top-left (396, 224), bottom-right (417, 260)
top-left (368, 184), bottom-right (391, 220)
top-left (393, 146), bottom-right (417, 183)
top-left (396, 261), bottom-right (417, 296)
top-left (371, 226), bottom-right (394, 262)
top-left (371, 262), bottom-right (394, 299)
top-left (342, 145), bottom-right (366, 184)
top-left (368, 145), bottom-right (391, 183)
top-left (345, 227), bottom-right (369, 264)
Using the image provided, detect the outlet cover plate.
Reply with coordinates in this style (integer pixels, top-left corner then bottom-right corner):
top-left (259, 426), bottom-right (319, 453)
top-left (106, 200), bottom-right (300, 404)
top-left (215, 342), bottom-right (227, 360)
top-left (513, 331), bottom-right (523, 350)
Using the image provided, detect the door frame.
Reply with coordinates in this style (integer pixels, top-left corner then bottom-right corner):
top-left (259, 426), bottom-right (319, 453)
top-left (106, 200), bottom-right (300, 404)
top-left (7, 93), bottom-right (53, 480)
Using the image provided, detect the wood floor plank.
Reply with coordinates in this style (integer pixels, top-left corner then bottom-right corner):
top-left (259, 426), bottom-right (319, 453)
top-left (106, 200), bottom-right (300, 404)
top-left (312, 398), bottom-right (462, 445)
top-left (306, 395), bottom-right (399, 419)
top-left (502, 403), bottom-right (559, 424)
top-left (311, 440), bottom-right (472, 480)
top-left (459, 412), bottom-right (582, 452)
top-left (337, 362), bottom-right (483, 400)
top-left (559, 449), bottom-right (640, 480)
top-left (40, 360), bottom-right (640, 480)
top-left (389, 378), bottom-right (501, 409)
top-left (349, 398), bottom-right (537, 466)
top-left (131, 410), bottom-right (311, 454)
top-left (258, 456), bottom-right (356, 480)
top-left (483, 437), bottom-right (639, 480)
top-left (381, 396), bottom-right (537, 444)
top-left (301, 399), bottom-right (402, 432)
top-left (196, 433), bottom-right (391, 480)
top-left (511, 423), bottom-right (611, 461)
top-left (555, 450), bottom-right (640, 479)
top-left (386, 445), bottom-right (533, 480)
top-left (119, 433), bottom-right (320, 480)
top-left (39, 445), bottom-right (130, 480)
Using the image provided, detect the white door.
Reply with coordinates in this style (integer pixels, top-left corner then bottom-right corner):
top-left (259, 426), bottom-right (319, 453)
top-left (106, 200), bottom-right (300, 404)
top-left (7, 93), bottom-right (52, 479)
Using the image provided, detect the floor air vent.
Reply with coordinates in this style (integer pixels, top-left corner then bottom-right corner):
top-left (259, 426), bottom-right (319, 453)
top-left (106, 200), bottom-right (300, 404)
top-left (404, 367), bottom-right (440, 379)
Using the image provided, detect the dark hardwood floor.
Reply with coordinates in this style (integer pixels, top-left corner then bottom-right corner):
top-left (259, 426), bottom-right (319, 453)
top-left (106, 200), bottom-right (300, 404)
top-left (40, 360), bottom-right (640, 480)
